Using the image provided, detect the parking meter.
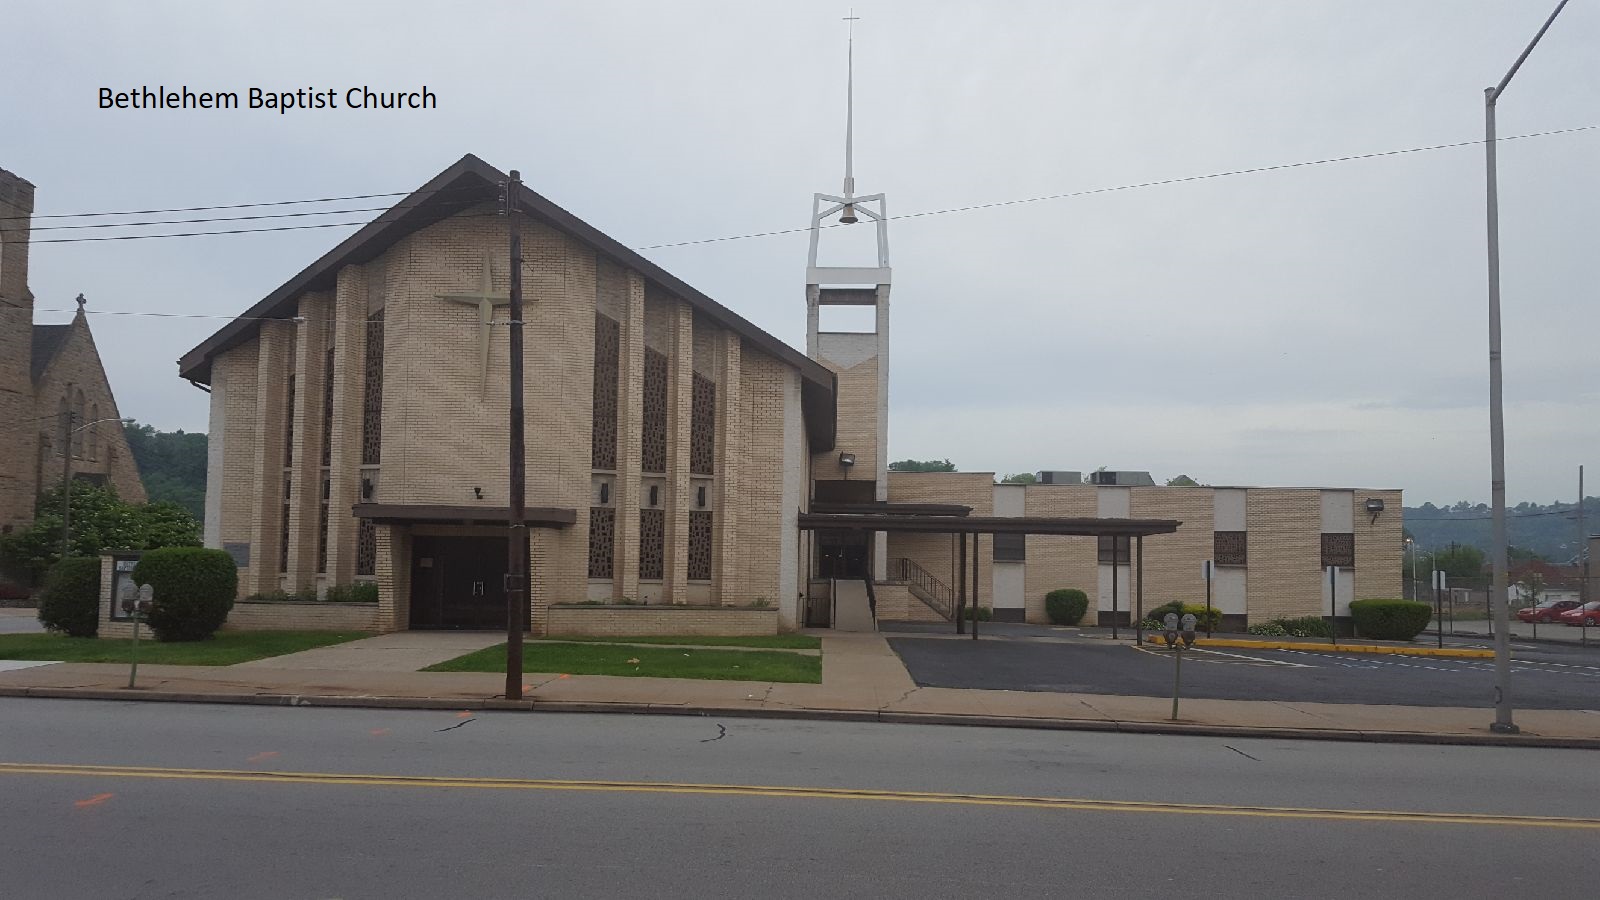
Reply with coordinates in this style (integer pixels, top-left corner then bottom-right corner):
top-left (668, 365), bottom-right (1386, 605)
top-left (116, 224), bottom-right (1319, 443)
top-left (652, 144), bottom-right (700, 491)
top-left (118, 581), bottom-right (138, 615)
top-left (125, 583), bottom-right (154, 688)
top-left (1162, 613), bottom-right (1179, 647)
top-left (1180, 613), bottom-right (1197, 648)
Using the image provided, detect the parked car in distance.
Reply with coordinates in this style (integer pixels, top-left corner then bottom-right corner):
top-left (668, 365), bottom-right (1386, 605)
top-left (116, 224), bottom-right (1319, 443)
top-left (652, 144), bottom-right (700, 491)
top-left (1517, 599), bottom-right (1583, 623)
top-left (1558, 601), bottom-right (1600, 627)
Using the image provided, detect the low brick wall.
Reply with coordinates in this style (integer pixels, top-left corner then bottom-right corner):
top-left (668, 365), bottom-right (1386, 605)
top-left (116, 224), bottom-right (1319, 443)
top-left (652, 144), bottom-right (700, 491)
top-left (547, 605), bottom-right (779, 637)
top-left (872, 582), bottom-right (949, 624)
top-left (223, 601), bottom-right (381, 632)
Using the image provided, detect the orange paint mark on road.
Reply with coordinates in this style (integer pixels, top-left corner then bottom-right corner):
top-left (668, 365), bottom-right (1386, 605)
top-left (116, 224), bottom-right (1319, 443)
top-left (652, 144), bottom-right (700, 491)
top-left (74, 793), bottom-right (114, 808)
top-left (558, 674), bottom-right (570, 680)
top-left (456, 711), bottom-right (473, 719)
top-left (247, 752), bottom-right (279, 763)
top-left (369, 728), bottom-right (391, 737)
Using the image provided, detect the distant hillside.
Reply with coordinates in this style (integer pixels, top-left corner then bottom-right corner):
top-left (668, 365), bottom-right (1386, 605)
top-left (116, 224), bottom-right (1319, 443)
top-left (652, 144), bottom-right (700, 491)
top-left (122, 421), bottom-right (207, 519)
top-left (1404, 499), bottom-right (1596, 564)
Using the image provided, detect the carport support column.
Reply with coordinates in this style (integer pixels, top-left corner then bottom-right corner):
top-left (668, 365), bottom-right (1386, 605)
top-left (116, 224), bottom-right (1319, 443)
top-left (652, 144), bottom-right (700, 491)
top-left (972, 531), bottom-right (980, 640)
top-left (1135, 535), bottom-right (1144, 645)
top-left (956, 531), bottom-right (967, 635)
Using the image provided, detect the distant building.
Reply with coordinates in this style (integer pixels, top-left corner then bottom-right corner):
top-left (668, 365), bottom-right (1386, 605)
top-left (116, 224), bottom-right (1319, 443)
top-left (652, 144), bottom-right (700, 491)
top-left (0, 167), bottom-right (145, 542)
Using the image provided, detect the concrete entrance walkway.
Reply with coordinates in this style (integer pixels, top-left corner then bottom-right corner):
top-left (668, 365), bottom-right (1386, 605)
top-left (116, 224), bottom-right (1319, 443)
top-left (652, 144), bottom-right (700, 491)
top-left (231, 631), bottom-right (505, 671)
top-left (832, 580), bottom-right (876, 632)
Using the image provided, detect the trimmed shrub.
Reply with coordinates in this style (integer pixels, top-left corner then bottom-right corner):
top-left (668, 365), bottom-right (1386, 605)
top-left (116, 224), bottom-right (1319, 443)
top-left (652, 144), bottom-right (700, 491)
top-left (960, 606), bottom-right (993, 621)
top-left (1045, 589), bottom-right (1089, 625)
top-left (1272, 615), bottom-right (1331, 638)
top-left (36, 557), bottom-right (102, 637)
top-left (1146, 602), bottom-right (1222, 631)
top-left (1349, 599), bottom-right (1432, 641)
top-left (1247, 622), bottom-right (1289, 637)
top-left (132, 547), bottom-right (238, 642)
top-left (325, 582), bottom-right (379, 603)
top-left (1135, 618), bottom-right (1164, 632)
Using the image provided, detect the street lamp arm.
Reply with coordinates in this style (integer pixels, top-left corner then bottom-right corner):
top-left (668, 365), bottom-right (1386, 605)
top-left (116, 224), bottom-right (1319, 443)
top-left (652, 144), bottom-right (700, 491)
top-left (1491, 0), bottom-right (1571, 100)
top-left (68, 416), bottom-right (134, 435)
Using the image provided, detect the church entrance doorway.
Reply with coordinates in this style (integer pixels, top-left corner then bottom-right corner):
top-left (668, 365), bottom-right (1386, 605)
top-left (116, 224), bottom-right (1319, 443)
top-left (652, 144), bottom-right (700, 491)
top-left (409, 535), bottom-right (510, 630)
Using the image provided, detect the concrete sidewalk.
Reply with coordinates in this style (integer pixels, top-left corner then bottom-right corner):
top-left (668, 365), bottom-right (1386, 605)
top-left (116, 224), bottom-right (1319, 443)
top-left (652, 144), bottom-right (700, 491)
top-left (1, 632), bottom-right (1596, 749)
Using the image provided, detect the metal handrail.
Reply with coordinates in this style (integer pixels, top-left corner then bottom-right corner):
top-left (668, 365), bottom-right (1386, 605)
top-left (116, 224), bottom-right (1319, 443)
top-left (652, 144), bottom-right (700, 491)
top-left (892, 557), bottom-right (955, 620)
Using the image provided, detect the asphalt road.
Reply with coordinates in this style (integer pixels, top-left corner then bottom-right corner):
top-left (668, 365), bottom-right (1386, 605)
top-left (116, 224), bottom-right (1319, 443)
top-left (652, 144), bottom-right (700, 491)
top-left (3, 699), bottom-right (1597, 898)
top-left (888, 635), bottom-right (1600, 709)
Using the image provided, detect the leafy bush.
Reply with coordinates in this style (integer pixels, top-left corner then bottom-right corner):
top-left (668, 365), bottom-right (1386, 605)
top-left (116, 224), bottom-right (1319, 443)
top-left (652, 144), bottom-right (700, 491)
top-left (36, 557), bottom-right (102, 637)
top-left (131, 547), bottom-right (237, 642)
top-left (325, 582), bottom-right (379, 603)
top-left (1045, 589), bottom-right (1089, 625)
top-left (961, 606), bottom-right (993, 621)
top-left (244, 589), bottom-right (315, 603)
top-left (1146, 602), bottom-right (1222, 631)
top-left (1272, 615), bottom-right (1331, 638)
top-left (1349, 599), bottom-right (1432, 641)
top-left (0, 483), bottom-right (200, 586)
top-left (1248, 622), bottom-right (1289, 637)
top-left (1135, 618), bottom-right (1164, 631)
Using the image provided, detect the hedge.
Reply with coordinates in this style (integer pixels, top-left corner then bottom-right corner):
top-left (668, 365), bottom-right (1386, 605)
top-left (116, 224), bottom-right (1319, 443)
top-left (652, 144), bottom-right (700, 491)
top-left (960, 605), bottom-right (993, 621)
top-left (1045, 589), bottom-right (1089, 625)
top-left (131, 547), bottom-right (238, 642)
top-left (1145, 601), bottom-right (1222, 631)
top-left (36, 557), bottom-right (102, 637)
top-left (1349, 599), bottom-right (1431, 641)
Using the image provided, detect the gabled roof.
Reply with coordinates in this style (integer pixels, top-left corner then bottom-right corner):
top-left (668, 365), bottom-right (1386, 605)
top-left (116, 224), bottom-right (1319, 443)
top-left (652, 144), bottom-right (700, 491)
top-left (177, 154), bottom-right (836, 450)
top-left (30, 323), bottom-right (69, 383)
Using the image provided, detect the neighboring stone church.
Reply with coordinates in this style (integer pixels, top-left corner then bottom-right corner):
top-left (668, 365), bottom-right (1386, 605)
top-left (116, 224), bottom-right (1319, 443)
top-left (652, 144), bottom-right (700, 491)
top-left (0, 167), bottom-right (145, 542)
top-left (180, 153), bottom-right (1401, 636)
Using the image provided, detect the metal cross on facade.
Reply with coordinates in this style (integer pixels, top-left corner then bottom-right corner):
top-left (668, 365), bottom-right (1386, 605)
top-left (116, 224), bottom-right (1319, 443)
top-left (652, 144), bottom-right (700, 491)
top-left (434, 252), bottom-right (511, 396)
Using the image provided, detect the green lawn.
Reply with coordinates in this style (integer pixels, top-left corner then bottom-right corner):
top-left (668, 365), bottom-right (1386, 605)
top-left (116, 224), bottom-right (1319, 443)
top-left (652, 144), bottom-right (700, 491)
top-left (536, 634), bottom-right (821, 650)
top-left (425, 641), bottom-right (822, 683)
top-left (0, 630), bottom-right (371, 666)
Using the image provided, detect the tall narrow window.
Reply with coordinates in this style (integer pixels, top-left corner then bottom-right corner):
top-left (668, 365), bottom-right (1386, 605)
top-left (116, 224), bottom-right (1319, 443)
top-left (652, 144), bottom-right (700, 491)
top-left (279, 475), bottom-right (292, 573)
top-left (316, 475), bottom-right (331, 574)
top-left (690, 374), bottom-right (715, 476)
top-left (589, 508), bottom-right (616, 579)
top-left (283, 374), bottom-right (297, 466)
top-left (641, 349), bottom-right (668, 473)
top-left (361, 310), bottom-right (384, 465)
top-left (356, 519), bottom-right (376, 577)
top-left (592, 314), bottom-right (619, 470)
top-left (320, 345), bottom-right (335, 467)
top-left (639, 508), bottom-right (665, 580)
top-left (687, 510), bottom-right (713, 581)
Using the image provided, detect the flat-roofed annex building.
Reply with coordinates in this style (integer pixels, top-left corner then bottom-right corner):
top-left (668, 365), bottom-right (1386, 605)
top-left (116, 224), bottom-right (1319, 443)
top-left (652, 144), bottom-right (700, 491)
top-left (179, 155), bottom-right (834, 633)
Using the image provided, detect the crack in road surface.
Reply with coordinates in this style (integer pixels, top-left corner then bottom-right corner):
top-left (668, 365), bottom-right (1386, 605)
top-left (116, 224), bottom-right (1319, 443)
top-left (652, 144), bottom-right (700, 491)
top-left (699, 724), bottom-right (727, 743)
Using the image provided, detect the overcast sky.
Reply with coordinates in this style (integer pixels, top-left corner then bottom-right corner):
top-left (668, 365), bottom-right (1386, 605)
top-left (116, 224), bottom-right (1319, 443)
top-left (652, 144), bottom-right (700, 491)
top-left (5, 1), bottom-right (1596, 507)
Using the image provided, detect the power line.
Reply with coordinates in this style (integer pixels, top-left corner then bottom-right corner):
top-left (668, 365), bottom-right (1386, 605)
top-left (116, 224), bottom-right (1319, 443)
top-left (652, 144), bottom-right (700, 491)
top-left (3, 190), bottom-right (411, 223)
top-left (28, 196), bottom-right (489, 233)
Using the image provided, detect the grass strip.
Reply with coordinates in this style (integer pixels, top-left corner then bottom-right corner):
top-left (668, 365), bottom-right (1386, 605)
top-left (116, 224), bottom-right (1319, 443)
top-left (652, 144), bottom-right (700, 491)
top-left (424, 641), bottom-right (822, 683)
top-left (0, 630), bottom-right (371, 666)
top-left (534, 634), bottom-right (820, 650)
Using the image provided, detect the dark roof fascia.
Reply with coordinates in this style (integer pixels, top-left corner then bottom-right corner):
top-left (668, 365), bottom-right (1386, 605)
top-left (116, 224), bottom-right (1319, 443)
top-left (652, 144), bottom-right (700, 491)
top-left (811, 501), bottom-right (973, 517)
top-left (798, 513), bottom-right (1182, 537)
top-left (351, 502), bottom-right (576, 528)
top-left (177, 155), bottom-right (837, 403)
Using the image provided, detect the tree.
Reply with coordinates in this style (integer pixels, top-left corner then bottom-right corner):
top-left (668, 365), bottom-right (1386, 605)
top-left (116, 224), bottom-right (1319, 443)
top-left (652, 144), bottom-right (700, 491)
top-left (1507, 545), bottom-right (1548, 563)
top-left (889, 459), bottom-right (956, 473)
top-left (0, 482), bottom-right (201, 586)
top-left (1000, 473), bottom-right (1036, 484)
top-left (122, 421), bottom-right (208, 519)
top-left (1166, 474), bottom-right (1201, 487)
top-left (1419, 544), bottom-right (1487, 582)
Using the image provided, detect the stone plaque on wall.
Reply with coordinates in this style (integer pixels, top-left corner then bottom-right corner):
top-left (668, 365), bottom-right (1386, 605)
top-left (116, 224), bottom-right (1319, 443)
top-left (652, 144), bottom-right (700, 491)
top-left (223, 542), bottom-right (251, 568)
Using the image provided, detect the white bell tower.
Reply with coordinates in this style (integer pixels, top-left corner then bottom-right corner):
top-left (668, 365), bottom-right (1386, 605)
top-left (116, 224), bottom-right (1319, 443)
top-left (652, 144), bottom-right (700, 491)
top-left (806, 11), bottom-right (892, 583)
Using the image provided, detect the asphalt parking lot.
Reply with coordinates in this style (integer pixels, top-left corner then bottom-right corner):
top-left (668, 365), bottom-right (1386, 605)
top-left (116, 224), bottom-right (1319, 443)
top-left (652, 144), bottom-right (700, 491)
top-left (886, 634), bottom-right (1600, 710)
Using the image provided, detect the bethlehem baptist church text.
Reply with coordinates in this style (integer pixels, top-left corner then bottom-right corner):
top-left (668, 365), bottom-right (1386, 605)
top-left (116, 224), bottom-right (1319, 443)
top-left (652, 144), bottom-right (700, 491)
top-left (99, 86), bottom-right (437, 112)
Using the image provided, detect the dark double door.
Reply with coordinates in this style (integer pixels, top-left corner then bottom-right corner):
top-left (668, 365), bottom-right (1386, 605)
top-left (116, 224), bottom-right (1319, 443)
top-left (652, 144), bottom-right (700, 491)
top-left (410, 536), bottom-right (514, 630)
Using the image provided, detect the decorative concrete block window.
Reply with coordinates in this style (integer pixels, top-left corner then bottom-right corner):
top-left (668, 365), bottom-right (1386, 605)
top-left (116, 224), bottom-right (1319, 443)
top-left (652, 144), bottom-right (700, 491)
top-left (591, 314), bottom-right (619, 471)
top-left (320, 344), bottom-right (335, 467)
top-left (588, 475), bottom-right (616, 580)
top-left (1214, 531), bottom-right (1247, 567)
top-left (283, 373), bottom-right (296, 467)
top-left (1321, 533), bottom-right (1355, 569)
top-left (639, 508), bottom-right (665, 581)
top-left (278, 474), bottom-right (292, 573)
top-left (690, 373), bottom-right (715, 476)
top-left (688, 510), bottom-right (713, 582)
top-left (361, 310), bottom-right (384, 466)
top-left (316, 474), bottom-right (330, 574)
top-left (641, 348), bottom-right (668, 473)
top-left (355, 468), bottom-right (378, 577)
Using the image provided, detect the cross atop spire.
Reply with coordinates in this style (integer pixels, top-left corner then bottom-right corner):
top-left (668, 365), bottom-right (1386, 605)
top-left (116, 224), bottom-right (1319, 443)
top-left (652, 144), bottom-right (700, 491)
top-left (74, 293), bottom-right (87, 313)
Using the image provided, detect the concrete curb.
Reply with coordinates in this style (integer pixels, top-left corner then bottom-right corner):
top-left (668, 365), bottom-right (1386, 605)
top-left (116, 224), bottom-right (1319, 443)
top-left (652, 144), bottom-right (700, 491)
top-left (2, 685), bottom-right (1594, 750)
top-left (1138, 637), bottom-right (1494, 658)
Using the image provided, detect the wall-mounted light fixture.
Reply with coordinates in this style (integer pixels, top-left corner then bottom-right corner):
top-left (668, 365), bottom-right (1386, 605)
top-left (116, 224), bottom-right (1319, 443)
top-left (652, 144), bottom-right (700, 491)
top-left (1365, 497), bottom-right (1385, 524)
top-left (473, 486), bottom-right (484, 500)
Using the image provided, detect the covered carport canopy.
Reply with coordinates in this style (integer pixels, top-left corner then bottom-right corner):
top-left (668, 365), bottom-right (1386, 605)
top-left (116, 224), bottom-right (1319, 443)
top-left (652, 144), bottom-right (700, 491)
top-left (798, 512), bottom-right (1181, 638)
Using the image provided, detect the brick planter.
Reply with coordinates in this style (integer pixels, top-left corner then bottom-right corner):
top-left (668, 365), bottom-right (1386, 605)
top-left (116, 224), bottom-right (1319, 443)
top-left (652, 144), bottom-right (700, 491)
top-left (223, 600), bottom-right (381, 632)
top-left (547, 605), bottom-right (779, 638)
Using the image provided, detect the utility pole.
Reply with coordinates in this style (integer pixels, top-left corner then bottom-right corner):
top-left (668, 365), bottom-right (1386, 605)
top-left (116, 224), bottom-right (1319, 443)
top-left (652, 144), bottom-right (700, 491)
top-left (504, 170), bottom-right (527, 702)
top-left (1483, 0), bottom-right (1569, 735)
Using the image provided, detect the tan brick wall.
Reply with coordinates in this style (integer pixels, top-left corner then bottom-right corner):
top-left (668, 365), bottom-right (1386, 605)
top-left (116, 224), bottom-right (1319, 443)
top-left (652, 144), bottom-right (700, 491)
top-left (727, 345), bottom-right (786, 606)
top-left (811, 355), bottom-right (878, 482)
top-left (223, 601), bottom-right (380, 632)
top-left (885, 472), bottom-right (995, 611)
top-left (663, 300), bottom-right (694, 602)
top-left (0, 169), bottom-right (36, 532)
top-left (246, 321), bottom-right (293, 595)
top-left (323, 264), bottom-right (367, 584)
top-left (1022, 485), bottom-right (1098, 623)
top-left (1355, 489), bottom-right (1404, 601)
top-left (1246, 489), bottom-right (1324, 621)
top-left (29, 315), bottom-right (147, 509)
top-left (214, 343), bottom-right (259, 588)
top-left (546, 605), bottom-right (778, 637)
top-left (284, 292), bottom-right (331, 591)
top-left (1127, 487), bottom-right (1215, 617)
top-left (872, 582), bottom-right (946, 622)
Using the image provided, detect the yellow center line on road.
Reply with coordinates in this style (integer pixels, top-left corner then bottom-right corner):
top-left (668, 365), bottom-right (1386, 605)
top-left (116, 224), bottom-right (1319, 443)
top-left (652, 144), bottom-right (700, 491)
top-left (4, 761), bottom-right (1598, 830)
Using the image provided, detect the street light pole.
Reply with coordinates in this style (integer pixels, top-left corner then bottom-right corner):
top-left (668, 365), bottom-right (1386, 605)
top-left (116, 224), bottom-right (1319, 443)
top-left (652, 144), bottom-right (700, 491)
top-left (1483, 0), bottom-right (1570, 735)
top-left (58, 413), bottom-right (136, 560)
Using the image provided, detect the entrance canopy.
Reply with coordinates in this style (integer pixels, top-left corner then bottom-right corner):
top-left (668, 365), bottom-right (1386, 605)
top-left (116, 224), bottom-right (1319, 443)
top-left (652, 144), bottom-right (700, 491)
top-left (352, 503), bottom-right (576, 528)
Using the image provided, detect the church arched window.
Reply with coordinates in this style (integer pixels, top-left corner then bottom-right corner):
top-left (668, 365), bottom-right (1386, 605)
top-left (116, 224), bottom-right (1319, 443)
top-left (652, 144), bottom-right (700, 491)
top-left (89, 403), bottom-right (100, 460)
top-left (71, 389), bottom-right (86, 458)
